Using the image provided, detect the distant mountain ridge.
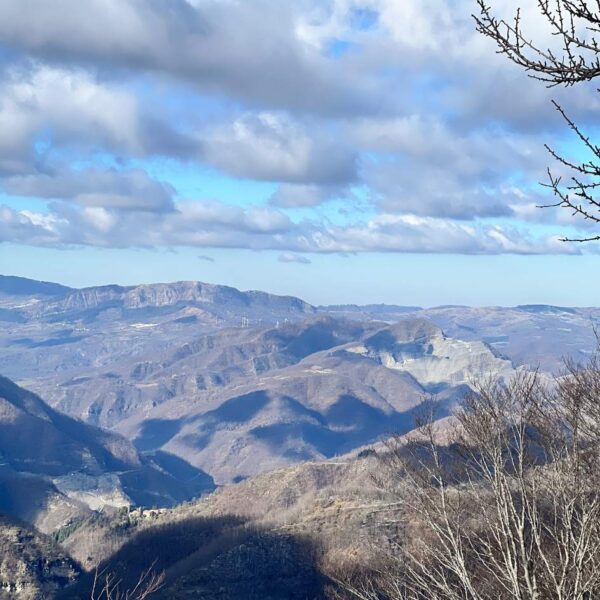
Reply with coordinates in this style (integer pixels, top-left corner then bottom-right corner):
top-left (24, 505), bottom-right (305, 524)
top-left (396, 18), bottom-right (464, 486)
top-left (1, 274), bottom-right (598, 487)
top-left (0, 275), bottom-right (73, 298)
top-left (1, 275), bottom-right (597, 384)
top-left (0, 275), bottom-right (314, 314)
top-left (3, 275), bottom-right (596, 315)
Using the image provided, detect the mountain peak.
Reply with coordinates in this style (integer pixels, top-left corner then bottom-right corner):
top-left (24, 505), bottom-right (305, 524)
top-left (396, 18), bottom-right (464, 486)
top-left (0, 275), bottom-right (73, 298)
top-left (43, 279), bottom-right (315, 316)
top-left (363, 318), bottom-right (442, 350)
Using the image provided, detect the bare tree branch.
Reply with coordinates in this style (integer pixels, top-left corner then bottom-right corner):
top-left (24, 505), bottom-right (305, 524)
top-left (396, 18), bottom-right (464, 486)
top-left (90, 561), bottom-right (165, 600)
top-left (338, 355), bottom-right (600, 599)
top-left (475, 0), bottom-right (600, 242)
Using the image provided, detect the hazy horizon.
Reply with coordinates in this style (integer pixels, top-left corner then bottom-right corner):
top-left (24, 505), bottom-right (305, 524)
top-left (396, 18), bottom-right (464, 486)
top-left (3, 253), bottom-right (597, 308)
top-left (1, 1), bottom-right (599, 308)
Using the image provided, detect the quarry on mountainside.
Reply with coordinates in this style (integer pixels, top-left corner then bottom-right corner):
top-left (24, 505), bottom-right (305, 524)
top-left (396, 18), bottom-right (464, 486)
top-left (1, 277), bottom-right (599, 599)
top-left (17, 315), bottom-right (515, 484)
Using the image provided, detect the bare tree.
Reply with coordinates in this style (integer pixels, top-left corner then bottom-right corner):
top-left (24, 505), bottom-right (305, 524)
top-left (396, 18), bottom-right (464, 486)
top-left (475, 1), bottom-right (600, 241)
top-left (337, 358), bottom-right (600, 599)
top-left (90, 562), bottom-right (165, 600)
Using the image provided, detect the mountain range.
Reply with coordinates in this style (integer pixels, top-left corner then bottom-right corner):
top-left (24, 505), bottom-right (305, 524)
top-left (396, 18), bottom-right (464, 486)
top-left (0, 274), bottom-right (597, 515)
top-left (1, 274), bottom-right (598, 598)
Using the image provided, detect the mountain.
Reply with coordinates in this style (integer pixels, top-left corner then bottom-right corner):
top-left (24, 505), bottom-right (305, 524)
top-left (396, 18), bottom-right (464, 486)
top-left (1, 276), bottom-right (596, 386)
top-left (54, 449), bottom-right (394, 599)
top-left (56, 280), bottom-right (312, 313)
top-left (0, 277), bottom-right (317, 383)
top-left (0, 275), bottom-right (73, 299)
top-left (22, 317), bottom-right (514, 484)
top-left (323, 303), bottom-right (600, 372)
top-left (0, 376), bottom-right (215, 532)
top-left (320, 303), bottom-right (422, 319)
top-left (54, 452), bottom-right (382, 599)
top-left (33, 317), bottom-right (377, 429)
top-left (412, 305), bottom-right (600, 372)
top-left (3, 276), bottom-right (596, 598)
top-left (57, 512), bottom-right (326, 600)
top-left (5, 278), bottom-right (315, 324)
top-left (1, 275), bottom-right (596, 487)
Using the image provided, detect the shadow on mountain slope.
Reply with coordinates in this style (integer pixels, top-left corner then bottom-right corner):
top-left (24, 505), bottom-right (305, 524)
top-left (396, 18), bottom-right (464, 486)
top-left (134, 418), bottom-right (186, 452)
top-left (58, 514), bottom-right (330, 600)
top-left (249, 392), bottom-right (457, 458)
top-left (0, 376), bottom-right (216, 533)
top-left (207, 390), bottom-right (272, 423)
top-left (134, 392), bottom-right (274, 453)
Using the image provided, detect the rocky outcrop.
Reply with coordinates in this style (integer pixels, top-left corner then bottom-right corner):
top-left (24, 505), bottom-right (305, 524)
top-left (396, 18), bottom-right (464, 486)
top-left (25, 280), bottom-right (315, 319)
top-left (0, 516), bottom-right (79, 600)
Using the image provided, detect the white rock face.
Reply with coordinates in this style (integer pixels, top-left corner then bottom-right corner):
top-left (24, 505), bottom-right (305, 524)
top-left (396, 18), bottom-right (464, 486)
top-left (349, 322), bottom-right (515, 389)
top-left (382, 336), bottom-right (514, 387)
top-left (52, 473), bottom-right (131, 511)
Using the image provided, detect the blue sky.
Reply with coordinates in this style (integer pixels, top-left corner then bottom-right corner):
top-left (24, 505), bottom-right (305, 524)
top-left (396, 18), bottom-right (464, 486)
top-left (0, 0), bottom-right (599, 306)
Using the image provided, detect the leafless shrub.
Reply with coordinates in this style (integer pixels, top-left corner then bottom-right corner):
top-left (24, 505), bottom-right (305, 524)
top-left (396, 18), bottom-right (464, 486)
top-left (338, 355), bottom-right (600, 599)
top-left (90, 562), bottom-right (164, 600)
top-left (475, 1), bottom-right (600, 87)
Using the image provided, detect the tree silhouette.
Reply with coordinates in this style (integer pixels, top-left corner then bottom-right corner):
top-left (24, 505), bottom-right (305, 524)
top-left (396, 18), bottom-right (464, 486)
top-left (476, 0), bottom-right (600, 241)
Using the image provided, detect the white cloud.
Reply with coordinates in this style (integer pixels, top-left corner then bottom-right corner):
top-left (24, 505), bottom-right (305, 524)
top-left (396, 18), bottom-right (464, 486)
top-left (203, 112), bottom-right (357, 184)
top-left (269, 184), bottom-right (345, 208)
top-left (0, 201), bottom-right (587, 256)
top-left (278, 252), bottom-right (312, 264)
top-left (0, 66), bottom-right (146, 174)
top-left (0, 0), bottom-right (597, 254)
top-left (0, 0), bottom-right (377, 115)
top-left (4, 168), bottom-right (176, 213)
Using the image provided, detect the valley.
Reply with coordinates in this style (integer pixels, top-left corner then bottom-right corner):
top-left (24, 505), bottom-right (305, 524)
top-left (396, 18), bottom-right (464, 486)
top-left (0, 275), bottom-right (598, 598)
top-left (0, 276), bottom-right (524, 485)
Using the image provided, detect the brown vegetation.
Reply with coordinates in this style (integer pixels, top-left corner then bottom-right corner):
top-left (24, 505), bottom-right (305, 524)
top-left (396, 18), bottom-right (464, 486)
top-left (336, 354), bottom-right (600, 599)
top-left (56, 513), bottom-right (329, 599)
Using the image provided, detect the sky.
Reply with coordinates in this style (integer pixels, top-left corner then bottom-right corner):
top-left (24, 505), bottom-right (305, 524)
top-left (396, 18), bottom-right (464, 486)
top-left (0, 0), bottom-right (599, 306)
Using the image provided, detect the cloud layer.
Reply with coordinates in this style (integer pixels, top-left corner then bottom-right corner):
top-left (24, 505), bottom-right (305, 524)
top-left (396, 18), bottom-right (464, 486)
top-left (0, 0), bottom-right (598, 256)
